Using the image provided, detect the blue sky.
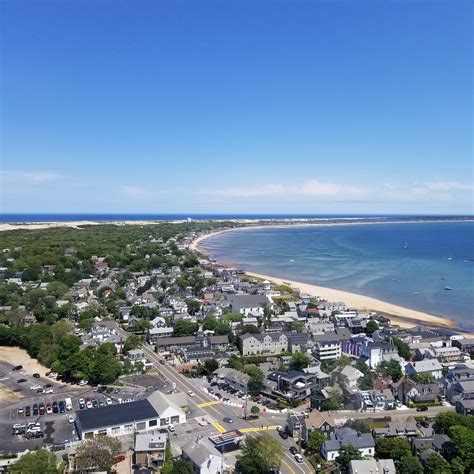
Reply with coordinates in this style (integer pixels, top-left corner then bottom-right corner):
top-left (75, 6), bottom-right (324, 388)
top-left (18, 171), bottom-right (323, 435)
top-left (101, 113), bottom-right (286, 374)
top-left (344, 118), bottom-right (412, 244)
top-left (1, 1), bottom-right (472, 214)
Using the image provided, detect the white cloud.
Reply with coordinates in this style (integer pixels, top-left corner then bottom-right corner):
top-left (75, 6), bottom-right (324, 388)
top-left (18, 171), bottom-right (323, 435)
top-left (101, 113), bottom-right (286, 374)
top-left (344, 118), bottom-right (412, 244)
top-left (1, 170), bottom-right (63, 184)
top-left (121, 185), bottom-right (160, 199)
top-left (200, 179), bottom-right (473, 205)
top-left (202, 180), bottom-right (369, 200)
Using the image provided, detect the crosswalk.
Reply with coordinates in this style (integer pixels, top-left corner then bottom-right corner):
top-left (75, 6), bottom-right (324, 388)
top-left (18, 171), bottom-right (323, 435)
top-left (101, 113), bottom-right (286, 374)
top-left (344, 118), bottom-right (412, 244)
top-left (196, 400), bottom-right (221, 408)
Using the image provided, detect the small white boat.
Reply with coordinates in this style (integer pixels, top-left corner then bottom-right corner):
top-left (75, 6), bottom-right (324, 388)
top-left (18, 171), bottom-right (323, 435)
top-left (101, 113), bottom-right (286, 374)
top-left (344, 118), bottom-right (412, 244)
top-left (402, 242), bottom-right (408, 249)
top-left (412, 292), bottom-right (419, 295)
top-left (447, 256), bottom-right (453, 261)
top-left (441, 276), bottom-right (446, 280)
top-left (444, 286), bottom-right (453, 291)
top-left (289, 259), bottom-right (294, 262)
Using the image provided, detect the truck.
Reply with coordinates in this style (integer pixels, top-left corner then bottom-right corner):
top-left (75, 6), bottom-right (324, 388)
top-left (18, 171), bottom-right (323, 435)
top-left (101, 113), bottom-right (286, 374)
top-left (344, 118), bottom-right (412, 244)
top-left (65, 398), bottom-right (73, 411)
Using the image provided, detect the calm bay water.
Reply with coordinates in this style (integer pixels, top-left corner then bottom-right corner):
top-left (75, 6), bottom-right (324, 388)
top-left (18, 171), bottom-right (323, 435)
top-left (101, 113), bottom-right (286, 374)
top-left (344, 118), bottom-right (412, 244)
top-left (201, 222), bottom-right (474, 331)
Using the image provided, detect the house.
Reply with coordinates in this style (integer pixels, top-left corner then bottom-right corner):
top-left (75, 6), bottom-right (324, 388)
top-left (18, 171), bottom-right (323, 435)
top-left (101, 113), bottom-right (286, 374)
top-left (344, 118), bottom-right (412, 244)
top-left (149, 326), bottom-right (174, 342)
top-left (313, 339), bottom-right (342, 361)
top-left (134, 432), bottom-right (167, 470)
top-left (361, 341), bottom-right (400, 368)
top-left (412, 434), bottom-right (452, 458)
top-left (75, 390), bottom-right (186, 439)
top-left (395, 378), bottom-right (441, 405)
top-left (453, 338), bottom-right (474, 356)
top-left (182, 439), bottom-right (225, 474)
top-left (340, 366), bottom-right (364, 388)
top-left (321, 428), bottom-right (375, 461)
top-left (215, 368), bottom-right (250, 392)
top-left (359, 389), bottom-right (395, 411)
top-left (239, 332), bottom-right (288, 356)
top-left (268, 370), bottom-right (321, 402)
top-left (349, 459), bottom-right (395, 474)
top-left (302, 411), bottom-right (336, 443)
top-left (455, 399), bottom-right (474, 415)
top-left (447, 380), bottom-right (474, 404)
top-left (228, 294), bottom-right (272, 316)
top-left (405, 359), bottom-right (443, 380)
top-left (207, 335), bottom-right (229, 351)
top-left (156, 336), bottom-right (198, 353)
top-left (373, 418), bottom-right (417, 438)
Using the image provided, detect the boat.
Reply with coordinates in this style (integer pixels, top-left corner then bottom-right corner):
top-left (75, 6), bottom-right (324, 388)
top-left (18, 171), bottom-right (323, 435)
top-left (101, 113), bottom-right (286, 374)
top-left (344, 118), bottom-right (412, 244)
top-left (447, 256), bottom-right (453, 261)
top-left (412, 292), bottom-right (419, 295)
top-left (441, 276), bottom-right (446, 280)
top-left (402, 242), bottom-right (408, 249)
top-left (444, 286), bottom-right (453, 291)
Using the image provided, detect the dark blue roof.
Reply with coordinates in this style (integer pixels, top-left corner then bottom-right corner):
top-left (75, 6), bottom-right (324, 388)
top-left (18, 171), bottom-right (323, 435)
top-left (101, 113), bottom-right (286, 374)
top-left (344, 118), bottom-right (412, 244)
top-left (76, 399), bottom-right (157, 431)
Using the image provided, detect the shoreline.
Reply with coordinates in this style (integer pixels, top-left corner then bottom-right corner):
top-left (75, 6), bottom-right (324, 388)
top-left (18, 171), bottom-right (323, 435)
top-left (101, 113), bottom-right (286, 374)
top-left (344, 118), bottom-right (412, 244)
top-left (192, 226), bottom-right (469, 332)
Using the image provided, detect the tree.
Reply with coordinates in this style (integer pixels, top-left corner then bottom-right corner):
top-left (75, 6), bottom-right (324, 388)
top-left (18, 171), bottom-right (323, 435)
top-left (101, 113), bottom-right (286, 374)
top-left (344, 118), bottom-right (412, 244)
top-left (290, 351), bottom-right (310, 371)
top-left (424, 452), bottom-right (452, 474)
top-left (57, 334), bottom-right (81, 361)
top-left (261, 303), bottom-right (273, 328)
top-left (375, 437), bottom-right (411, 461)
top-left (161, 442), bottom-right (173, 474)
top-left (185, 299), bottom-right (201, 316)
top-left (412, 372), bottom-right (433, 384)
top-left (379, 359), bottom-right (403, 381)
top-left (98, 342), bottom-right (117, 356)
top-left (398, 455), bottom-right (424, 474)
top-left (320, 389), bottom-right (342, 411)
top-left (433, 413), bottom-right (474, 434)
top-left (243, 365), bottom-right (264, 396)
top-left (10, 449), bottom-right (61, 474)
top-left (365, 320), bottom-right (379, 335)
top-left (306, 430), bottom-right (326, 454)
top-left (290, 320), bottom-right (305, 332)
top-left (170, 460), bottom-right (194, 474)
top-left (237, 433), bottom-right (284, 473)
top-left (337, 444), bottom-right (364, 471)
top-left (173, 320), bottom-right (198, 336)
top-left (448, 424), bottom-right (474, 472)
top-left (251, 405), bottom-right (260, 414)
top-left (202, 315), bottom-right (218, 331)
top-left (123, 333), bottom-right (141, 352)
top-left (345, 419), bottom-right (371, 433)
top-left (241, 324), bottom-right (260, 334)
top-left (201, 358), bottom-right (219, 376)
top-left (75, 436), bottom-right (121, 472)
top-left (89, 352), bottom-right (122, 384)
top-left (392, 337), bottom-right (411, 359)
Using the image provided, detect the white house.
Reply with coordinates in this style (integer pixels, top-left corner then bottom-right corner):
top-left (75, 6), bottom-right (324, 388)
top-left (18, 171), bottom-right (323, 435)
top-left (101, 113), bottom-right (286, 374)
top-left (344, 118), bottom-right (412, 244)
top-left (182, 439), bottom-right (225, 474)
top-left (322, 428), bottom-right (375, 461)
top-left (405, 359), bottom-right (443, 379)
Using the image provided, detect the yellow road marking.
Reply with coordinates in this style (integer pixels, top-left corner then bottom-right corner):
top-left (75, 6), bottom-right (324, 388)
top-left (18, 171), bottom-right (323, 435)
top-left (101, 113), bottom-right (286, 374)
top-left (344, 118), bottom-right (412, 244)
top-left (143, 348), bottom-right (222, 415)
top-left (212, 422), bottom-right (226, 433)
top-left (240, 425), bottom-right (279, 433)
top-left (197, 401), bottom-right (221, 407)
top-left (281, 457), bottom-right (297, 474)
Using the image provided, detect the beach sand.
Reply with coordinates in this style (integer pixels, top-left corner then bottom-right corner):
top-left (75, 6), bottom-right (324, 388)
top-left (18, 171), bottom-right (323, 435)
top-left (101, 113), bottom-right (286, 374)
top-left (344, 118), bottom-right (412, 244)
top-left (192, 228), bottom-right (462, 331)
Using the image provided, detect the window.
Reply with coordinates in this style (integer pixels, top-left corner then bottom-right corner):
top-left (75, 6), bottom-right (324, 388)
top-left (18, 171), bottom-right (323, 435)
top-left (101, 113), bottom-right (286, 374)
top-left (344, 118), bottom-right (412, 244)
top-left (98, 430), bottom-right (107, 437)
top-left (124, 424), bottom-right (133, 433)
top-left (136, 422), bottom-right (146, 431)
top-left (160, 418), bottom-right (169, 426)
top-left (149, 420), bottom-right (158, 427)
top-left (170, 416), bottom-right (179, 424)
top-left (84, 432), bottom-right (94, 439)
top-left (112, 427), bottom-right (120, 434)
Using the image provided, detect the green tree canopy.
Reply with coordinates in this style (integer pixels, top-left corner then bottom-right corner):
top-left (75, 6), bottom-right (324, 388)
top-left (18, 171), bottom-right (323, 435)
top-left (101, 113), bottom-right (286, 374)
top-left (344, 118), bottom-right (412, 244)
top-left (375, 437), bottom-right (411, 462)
top-left (237, 433), bottom-right (284, 473)
top-left (398, 455), bottom-right (423, 474)
top-left (306, 430), bottom-right (326, 454)
top-left (173, 320), bottom-right (198, 336)
top-left (75, 435), bottom-right (121, 472)
top-left (290, 351), bottom-right (310, 371)
top-left (337, 444), bottom-right (364, 471)
top-left (379, 359), bottom-right (403, 381)
top-left (448, 424), bottom-right (474, 472)
top-left (9, 449), bottom-right (61, 474)
top-left (392, 336), bottom-right (411, 359)
top-left (424, 452), bottom-right (452, 474)
top-left (123, 333), bottom-right (141, 352)
top-left (365, 320), bottom-right (379, 335)
top-left (170, 460), bottom-right (194, 474)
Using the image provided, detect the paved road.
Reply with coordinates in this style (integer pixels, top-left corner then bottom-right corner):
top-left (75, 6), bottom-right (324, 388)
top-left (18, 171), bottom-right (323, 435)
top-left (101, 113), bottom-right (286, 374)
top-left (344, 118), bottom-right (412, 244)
top-left (141, 345), bottom-right (313, 474)
top-left (332, 404), bottom-right (455, 421)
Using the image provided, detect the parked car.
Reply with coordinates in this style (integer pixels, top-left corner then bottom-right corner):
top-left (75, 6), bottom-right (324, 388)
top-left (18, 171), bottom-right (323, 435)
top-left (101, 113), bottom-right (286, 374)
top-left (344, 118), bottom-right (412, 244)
top-left (187, 391), bottom-right (195, 397)
top-left (106, 398), bottom-right (112, 405)
top-left (68, 415), bottom-right (75, 424)
top-left (17, 378), bottom-right (27, 383)
top-left (32, 404), bottom-right (39, 416)
top-left (44, 383), bottom-right (54, 388)
top-left (52, 401), bottom-right (59, 413)
top-left (46, 403), bottom-right (53, 415)
top-left (289, 447), bottom-right (298, 455)
top-left (17, 407), bottom-right (24, 415)
top-left (92, 399), bottom-right (99, 408)
top-left (416, 406), bottom-right (428, 412)
top-left (277, 427), bottom-right (288, 439)
top-left (58, 401), bottom-right (65, 413)
top-left (12, 365), bottom-right (23, 371)
top-left (39, 403), bottom-right (45, 415)
top-left (223, 417), bottom-right (233, 423)
top-left (294, 454), bottom-right (303, 463)
top-left (168, 424), bottom-right (175, 432)
top-left (25, 406), bottom-right (30, 417)
top-left (86, 399), bottom-right (93, 409)
top-left (33, 373), bottom-right (40, 378)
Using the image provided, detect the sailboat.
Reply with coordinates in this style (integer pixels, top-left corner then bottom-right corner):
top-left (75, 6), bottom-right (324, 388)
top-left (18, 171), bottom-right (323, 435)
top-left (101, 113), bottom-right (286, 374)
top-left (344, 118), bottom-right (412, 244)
top-left (447, 255), bottom-right (453, 261)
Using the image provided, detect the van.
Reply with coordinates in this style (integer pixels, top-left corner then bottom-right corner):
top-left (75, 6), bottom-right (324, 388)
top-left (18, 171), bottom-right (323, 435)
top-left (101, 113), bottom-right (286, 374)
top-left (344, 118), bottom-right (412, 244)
top-left (65, 398), bottom-right (73, 411)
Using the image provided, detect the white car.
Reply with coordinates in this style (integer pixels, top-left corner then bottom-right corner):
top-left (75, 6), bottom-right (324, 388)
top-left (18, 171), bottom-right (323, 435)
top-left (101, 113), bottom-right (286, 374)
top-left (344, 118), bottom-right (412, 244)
top-left (78, 380), bottom-right (88, 386)
top-left (68, 415), bottom-right (74, 424)
top-left (294, 454), bottom-right (303, 463)
top-left (187, 391), bottom-right (195, 397)
top-left (44, 388), bottom-right (54, 394)
top-left (106, 398), bottom-right (112, 405)
top-left (86, 400), bottom-right (93, 409)
top-left (30, 385), bottom-right (42, 391)
top-left (168, 424), bottom-right (175, 432)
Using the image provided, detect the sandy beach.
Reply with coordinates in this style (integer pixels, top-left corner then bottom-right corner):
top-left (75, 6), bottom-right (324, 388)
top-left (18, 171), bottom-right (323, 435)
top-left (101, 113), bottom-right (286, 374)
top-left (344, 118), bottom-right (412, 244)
top-left (192, 227), bottom-right (465, 331)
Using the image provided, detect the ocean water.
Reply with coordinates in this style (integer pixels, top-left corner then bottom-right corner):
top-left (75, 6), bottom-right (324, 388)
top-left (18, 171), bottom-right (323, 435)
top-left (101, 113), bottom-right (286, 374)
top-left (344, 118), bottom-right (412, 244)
top-left (201, 222), bottom-right (474, 331)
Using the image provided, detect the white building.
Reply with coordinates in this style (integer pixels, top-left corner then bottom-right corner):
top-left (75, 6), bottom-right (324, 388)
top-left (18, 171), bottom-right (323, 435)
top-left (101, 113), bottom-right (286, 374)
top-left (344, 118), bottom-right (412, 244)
top-left (314, 340), bottom-right (342, 361)
top-left (405, 359), bottom-right (443, 379)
